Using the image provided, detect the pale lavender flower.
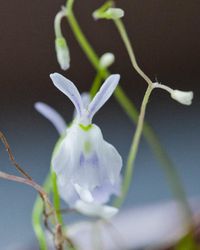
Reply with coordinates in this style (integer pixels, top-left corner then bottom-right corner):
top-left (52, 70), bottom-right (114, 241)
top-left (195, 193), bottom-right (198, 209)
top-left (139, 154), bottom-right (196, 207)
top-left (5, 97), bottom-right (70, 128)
top-left (35, 73), bottom-right (122, 219)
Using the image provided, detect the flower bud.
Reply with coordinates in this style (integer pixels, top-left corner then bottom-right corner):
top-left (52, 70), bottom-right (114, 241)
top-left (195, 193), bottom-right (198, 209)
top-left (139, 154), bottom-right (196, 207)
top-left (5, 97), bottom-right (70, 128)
top-left (99, 52), bottom-right (115, 68)
top-left (104, 8), bottom-right (124, 20)
top-left (55, 37), bottom-right (70, 71)
top-left (93, 3), bottom-right (124, 20)
top-left (170, 90), bottom-right (193, 106)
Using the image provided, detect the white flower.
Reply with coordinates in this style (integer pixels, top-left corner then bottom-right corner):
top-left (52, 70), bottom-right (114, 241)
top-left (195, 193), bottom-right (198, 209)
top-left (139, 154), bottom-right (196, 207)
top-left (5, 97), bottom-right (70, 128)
top-left (36, 73), bottom-right (122, 219)
top-left (170, 90), bottom-right (193, 106)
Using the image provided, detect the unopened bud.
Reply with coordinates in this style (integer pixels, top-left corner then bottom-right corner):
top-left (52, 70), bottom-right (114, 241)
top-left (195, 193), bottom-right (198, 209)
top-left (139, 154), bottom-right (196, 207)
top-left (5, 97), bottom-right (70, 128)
top-left (55, 37), bottom-right (70, 71)
top-left (171, 90), bottom-right (193, 106)
top-left (104, 8), bottom-right (124, 20)
top-left (99, 52), bottom-right (115, 68)
top-left (93, 5), bottom-right (124, 20)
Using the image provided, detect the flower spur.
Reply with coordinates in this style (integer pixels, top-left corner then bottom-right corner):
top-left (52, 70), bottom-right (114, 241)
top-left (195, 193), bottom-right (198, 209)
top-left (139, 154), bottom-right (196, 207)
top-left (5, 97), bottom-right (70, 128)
top-left (35, 73), bottom-right (122, 219)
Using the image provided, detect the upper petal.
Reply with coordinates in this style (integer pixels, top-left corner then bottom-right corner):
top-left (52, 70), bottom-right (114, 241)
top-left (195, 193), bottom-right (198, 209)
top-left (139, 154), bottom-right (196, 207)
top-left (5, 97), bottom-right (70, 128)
top-left (88, 74), bottom-right (120, 120)
top-left (50, 73), bottom-right (84, 118)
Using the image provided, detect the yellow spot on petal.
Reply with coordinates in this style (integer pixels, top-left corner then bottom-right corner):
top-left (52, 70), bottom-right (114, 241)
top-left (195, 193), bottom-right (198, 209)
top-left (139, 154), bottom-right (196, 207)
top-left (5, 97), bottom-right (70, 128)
top-left (79, 124), bottom-right (92, 131)
top-left (84, 141), bottom-right (92, 154)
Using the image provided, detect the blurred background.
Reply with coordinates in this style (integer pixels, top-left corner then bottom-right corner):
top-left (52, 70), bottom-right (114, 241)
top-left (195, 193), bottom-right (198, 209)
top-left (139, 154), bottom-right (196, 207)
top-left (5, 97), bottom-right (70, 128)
top-left (0, 0), bottom-right (199, 248)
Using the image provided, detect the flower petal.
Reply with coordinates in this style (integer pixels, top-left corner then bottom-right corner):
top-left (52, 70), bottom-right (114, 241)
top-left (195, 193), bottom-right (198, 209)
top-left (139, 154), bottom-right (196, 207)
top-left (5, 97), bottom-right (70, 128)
top-left (50, 73), bottom-right (84, 118)
top-left (88, 74), bottom-right (120, 120)
top-left (75, 200), bottom-right (118, 219)
top-left (52, 135), bottom-right (73, 186)
top-left (92, 179), bottom-right (121, 204)
top-left (34, 102), bottom-right (66, 135)
top-left (100, 140), bottom-right (123, 185)
top-left (74, 183), bottom-right (94, 203)
top-left (58, 181), bottom-right (79, 206)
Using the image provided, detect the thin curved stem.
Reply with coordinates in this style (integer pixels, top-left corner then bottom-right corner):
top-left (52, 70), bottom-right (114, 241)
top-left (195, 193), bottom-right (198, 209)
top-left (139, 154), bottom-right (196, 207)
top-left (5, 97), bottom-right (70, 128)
top-left (54, 9), bottom-right (66, 38)
top-left (51, 170), bottom-right (63, 224)
top-left (32, 173), bottom-right (52, 250)
top-left (115, 85), bottom-right (153, 207)
top-left (114, 18), bottom-right (152, 86)
top-left (90, 69), bottom-right (105, 98)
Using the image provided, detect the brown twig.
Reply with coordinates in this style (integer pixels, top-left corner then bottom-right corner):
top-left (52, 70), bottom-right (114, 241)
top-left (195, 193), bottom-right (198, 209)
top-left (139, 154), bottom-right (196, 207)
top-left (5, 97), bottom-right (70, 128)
top-left (0, 171), bottom-right (47, 198)
top-left (0, 131), bottom-right (32, 179)
top-left (0, 130), bottom-right (75, 250)
top-left (43, 205), bottom-right (55, 236)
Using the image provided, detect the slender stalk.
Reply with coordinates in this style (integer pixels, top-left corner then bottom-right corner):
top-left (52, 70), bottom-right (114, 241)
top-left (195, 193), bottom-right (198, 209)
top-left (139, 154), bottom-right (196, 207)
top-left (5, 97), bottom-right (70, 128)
top-left (114, 19), bottom-right (152, 86)
top-left (66, 0), bottom-right (190, 217)
top-left (90, 69), bottom-right (104, 98)
top-left (51, 170), bottom-right (63, 224)
top-left (115, 85), bottom-right (153, 207)
top-left (32, 173), bottom-right (52, 250)
top-left (66, 0), bottom-right (100, 69)
top-left (51, 136), bottom-right (65, 225)
top-left (54, 10), bottom-right (66, 38)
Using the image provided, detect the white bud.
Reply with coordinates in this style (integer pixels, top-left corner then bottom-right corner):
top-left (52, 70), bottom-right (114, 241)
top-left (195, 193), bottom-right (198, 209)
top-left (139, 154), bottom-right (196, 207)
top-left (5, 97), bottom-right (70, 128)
top-left (99, 52), bottom-right (115, 68)
top-left (93, 7), bottom-right (124, 20)
top-left (55, 37), bottom-right (70, 71)
top-left (170, 90), bottom-right (194, 106)
top-left (105, 8), bottom-right (124, 19)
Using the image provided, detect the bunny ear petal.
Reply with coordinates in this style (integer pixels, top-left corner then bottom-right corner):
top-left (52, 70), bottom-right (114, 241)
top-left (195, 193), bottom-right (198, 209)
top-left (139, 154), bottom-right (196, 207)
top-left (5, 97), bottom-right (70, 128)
top-left (50, 73), bottom-right (84, 118)
top-left (88, 74), bottom-right (120, 120)
top-left (34, 102), bottom-right (67, 135)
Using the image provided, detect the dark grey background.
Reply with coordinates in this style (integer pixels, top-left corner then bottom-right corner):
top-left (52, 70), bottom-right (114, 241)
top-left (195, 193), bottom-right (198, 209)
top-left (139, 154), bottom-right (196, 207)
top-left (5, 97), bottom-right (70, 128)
top-left (0, 0), bottom-right (199, 248)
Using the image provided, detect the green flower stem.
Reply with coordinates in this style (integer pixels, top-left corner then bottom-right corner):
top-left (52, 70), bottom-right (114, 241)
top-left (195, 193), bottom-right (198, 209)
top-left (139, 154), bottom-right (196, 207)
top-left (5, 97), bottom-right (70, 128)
top-left (66, 0), bottom-right (191, 218)
top-left (66, 0), bottom-right (101, 70)
top-left (115, 85), bottom-right (153, 207)
top-left (32, 173), bottom-right (52, 250)
top-left (90, 68), bottom-right (105, 98)
top-left (51, 170), bottom-right (63, 224)
top-left (114, 18), bottom-right (152, 86)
